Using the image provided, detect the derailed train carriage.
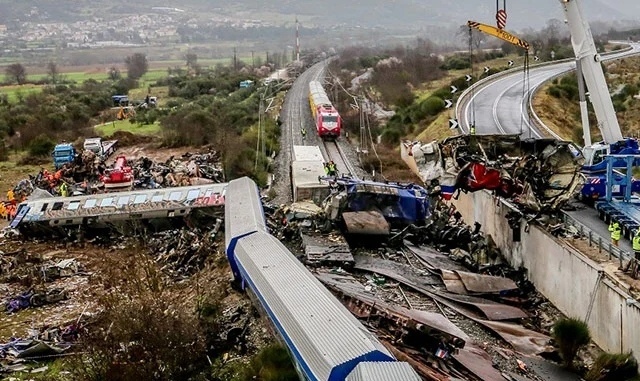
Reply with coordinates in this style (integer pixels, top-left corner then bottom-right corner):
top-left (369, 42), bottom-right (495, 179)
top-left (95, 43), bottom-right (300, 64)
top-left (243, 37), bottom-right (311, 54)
top-left (225, 177), bottom-right (421, 381)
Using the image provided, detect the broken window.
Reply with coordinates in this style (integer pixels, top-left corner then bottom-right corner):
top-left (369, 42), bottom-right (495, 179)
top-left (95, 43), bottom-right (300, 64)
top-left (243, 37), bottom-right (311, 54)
top-left (100, 198), bottom-right (114, 207)
top-left (40, 203), bottom-right (48, 212)
top-left (83, 199), bottom-right (97, 208)
top-left (134, 195), bottom-right (147, 204)
top-left (67, 201), bottom-right (80, 210)
top-left (52, 202), bottom-right (64, 211)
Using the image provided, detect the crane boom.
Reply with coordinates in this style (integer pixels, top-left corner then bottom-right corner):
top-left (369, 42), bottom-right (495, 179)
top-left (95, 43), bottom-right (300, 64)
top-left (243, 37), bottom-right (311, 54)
top-left (559, 0), bottom-right (623, 143)
top-left (467, 21), bottom-right (530, 50)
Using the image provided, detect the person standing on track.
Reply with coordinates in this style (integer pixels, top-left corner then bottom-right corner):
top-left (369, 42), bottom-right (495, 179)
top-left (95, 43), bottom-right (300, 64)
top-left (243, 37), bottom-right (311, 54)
top-left (328, 161), bottom-right (337, 177)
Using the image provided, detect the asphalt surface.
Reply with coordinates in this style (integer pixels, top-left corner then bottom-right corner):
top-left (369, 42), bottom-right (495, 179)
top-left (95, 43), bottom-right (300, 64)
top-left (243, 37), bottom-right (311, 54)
top-left (459, 43), bottom-right (640, 138)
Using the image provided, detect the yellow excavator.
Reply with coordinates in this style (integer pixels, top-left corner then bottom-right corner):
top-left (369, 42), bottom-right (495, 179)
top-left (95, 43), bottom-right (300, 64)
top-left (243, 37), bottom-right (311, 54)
top-left (116, 105), bottom-right (136, 120)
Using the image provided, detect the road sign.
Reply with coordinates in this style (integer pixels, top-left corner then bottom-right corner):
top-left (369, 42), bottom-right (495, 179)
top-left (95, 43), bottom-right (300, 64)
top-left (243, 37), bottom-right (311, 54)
top-left (450, 85), bottom-right (458, 94)
top-left (444, 99), bottom-right (453, 109)
top-left (449, 119), bottom-right (459, 130)
top-left (534, 56), bottom-right (540, 61)
top-left (484, 66), bottom-right (490, 73)
top-left (496, 9), bottom-right (507, 30)
top-left (465, 74), bottom-right (472, 82)
top-left (507, 60), bottom-right (514, 67)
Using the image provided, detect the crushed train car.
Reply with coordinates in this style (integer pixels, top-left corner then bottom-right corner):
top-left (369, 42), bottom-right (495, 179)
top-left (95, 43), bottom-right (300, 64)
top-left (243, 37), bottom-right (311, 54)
top-left (320, 177), bottom-right (430, 234)
top-left (401, 134), bottom-right (584, 212)
top-left (10, 183), bottom-right (227, 237)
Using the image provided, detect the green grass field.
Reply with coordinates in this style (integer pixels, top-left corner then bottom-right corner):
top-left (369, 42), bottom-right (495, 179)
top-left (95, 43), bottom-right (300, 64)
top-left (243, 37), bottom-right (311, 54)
top-left (95, 120), bottom-right (161, 136)
top-left (0, 68), bottom-right (170, 102)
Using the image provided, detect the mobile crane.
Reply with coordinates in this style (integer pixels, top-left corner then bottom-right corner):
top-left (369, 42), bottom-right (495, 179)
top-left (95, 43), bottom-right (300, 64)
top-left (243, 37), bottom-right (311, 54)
top-left (560, 0), bottom-right (640, 174)
top-left (560, 0), bottom-right (640, 237)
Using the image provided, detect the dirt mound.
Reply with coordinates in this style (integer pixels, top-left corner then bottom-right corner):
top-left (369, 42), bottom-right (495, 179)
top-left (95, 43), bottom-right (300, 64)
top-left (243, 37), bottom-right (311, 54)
top-left (106, 130), bottom-right (154, 147)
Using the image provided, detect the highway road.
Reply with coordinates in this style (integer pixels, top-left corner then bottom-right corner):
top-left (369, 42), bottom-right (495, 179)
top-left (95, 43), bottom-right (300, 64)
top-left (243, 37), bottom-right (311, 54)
top-left (457, 43), bottom-right (640, 255)
top-left (458, 43), bottom-right (640, 138)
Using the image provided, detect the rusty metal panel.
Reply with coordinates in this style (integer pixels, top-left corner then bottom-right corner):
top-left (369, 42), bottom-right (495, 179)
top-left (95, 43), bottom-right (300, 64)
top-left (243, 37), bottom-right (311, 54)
top-left (453, 344), bottom-right (506, 381)
top-left (342, 211), bottom-right (390, 235)
top-left (440, 269), bottom-right (469, 295)
top-left (454, 270), bottom-right (518, 294)
top-left (430, 292), bottom-right (551, 356)
top-left (437, 291), bottom-right (528, 321)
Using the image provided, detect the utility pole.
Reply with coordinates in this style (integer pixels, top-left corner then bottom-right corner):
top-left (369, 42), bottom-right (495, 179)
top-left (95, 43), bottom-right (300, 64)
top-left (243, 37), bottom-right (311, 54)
top-left (233, 47), bottom-right (237, 71)
top-left (295, 16), bottom-right (300, 62)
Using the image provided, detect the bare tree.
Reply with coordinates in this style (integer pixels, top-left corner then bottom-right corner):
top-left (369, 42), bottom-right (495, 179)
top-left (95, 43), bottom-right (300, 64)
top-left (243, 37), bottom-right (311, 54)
top-left (5, 63), bottom-right (26, 85)
top-left (125, 52), bottom-right (149, 80)
top-left (185, 52), bottom-right (200, 75)
top-left (46, 61), bottom-right (59, 84)
top-left (185, 52), bottom-right (198, 69)
top-left (457, 25), bottom-right (484, 51)
top-left (108, 66), bottom-right (121, 81)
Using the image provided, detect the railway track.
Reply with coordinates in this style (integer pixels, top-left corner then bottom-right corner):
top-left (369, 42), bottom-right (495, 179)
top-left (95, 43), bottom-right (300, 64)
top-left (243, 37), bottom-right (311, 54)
top-left (322, 140), bottom-right (358, 178)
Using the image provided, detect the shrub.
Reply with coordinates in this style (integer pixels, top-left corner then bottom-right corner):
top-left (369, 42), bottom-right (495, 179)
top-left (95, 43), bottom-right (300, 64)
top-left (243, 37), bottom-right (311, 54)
top-left (584, 352), bottom-right (638, 381)
top-left (28, 134), bottom-right (55, 157)
top-left (552, 317), bottom-right (591, 368)
top-left (240, 345), bottom-right (298, 381)
top-left (421, 96), bottom-right (445, 117)
top-left (66, 252), bottom-right (211, 381)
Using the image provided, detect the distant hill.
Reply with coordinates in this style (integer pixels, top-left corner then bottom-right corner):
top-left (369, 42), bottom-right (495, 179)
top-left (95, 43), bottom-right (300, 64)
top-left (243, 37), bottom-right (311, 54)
top-left (0, 0), bottom-right (639, 30)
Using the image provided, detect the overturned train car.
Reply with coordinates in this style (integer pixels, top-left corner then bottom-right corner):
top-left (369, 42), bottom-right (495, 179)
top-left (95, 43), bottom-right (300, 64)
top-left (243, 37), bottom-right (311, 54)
top-left (401, 134), bottom-right (584, 212)
top-left (225, 177), bottom-right (421, 381)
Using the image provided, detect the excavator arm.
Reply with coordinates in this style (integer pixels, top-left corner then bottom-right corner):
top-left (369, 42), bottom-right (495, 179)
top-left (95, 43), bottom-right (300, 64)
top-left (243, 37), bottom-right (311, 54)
top-left (467, 20), bottom-right (530, 50)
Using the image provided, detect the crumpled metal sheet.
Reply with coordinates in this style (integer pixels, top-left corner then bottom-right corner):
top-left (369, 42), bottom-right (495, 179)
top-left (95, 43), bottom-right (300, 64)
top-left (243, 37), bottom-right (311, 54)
top-left (403, 241), bottom-right (469, 272)
top-left (353, 255), bottom-right (528, 321)
top-left (439, 269), bottom-right (518, 294)
top-left (429, 293), bottom-right (552, 356)
top-left (453, 344), bottom-right (507, 381)
top-left (401, 134), bottom-right (584, 212)
top-left (342, 210), bottom-right (390, 235)
top-left (316, 272), bottom-right (469, 342)
top-left (353, 255), bottom-right (442, 286)
top-left (436, 291), bottom-right (528, 321)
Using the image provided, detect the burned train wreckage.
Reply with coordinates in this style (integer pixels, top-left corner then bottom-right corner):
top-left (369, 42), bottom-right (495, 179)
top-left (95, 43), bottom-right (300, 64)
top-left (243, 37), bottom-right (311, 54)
top-left (401, 134), bottom-right (584, 213)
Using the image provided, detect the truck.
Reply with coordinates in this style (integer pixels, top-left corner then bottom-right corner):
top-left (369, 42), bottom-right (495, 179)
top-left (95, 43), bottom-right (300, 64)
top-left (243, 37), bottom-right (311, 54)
top-left (101, 155), bottom-right (134, 190)
top-left (83, 138), bottom-right (118, 161)
top-left (52, 143), bottom-right (77, 169)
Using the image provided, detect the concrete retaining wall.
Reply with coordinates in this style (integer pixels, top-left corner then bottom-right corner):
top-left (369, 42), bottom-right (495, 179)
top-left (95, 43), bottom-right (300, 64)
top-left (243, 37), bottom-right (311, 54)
top-left (452, 190), bottom-right (640, 355)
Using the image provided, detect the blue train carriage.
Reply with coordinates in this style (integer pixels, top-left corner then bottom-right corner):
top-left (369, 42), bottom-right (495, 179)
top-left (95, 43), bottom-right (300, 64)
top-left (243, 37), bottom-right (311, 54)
top-left (224, 177), bottom-right (421, 381)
